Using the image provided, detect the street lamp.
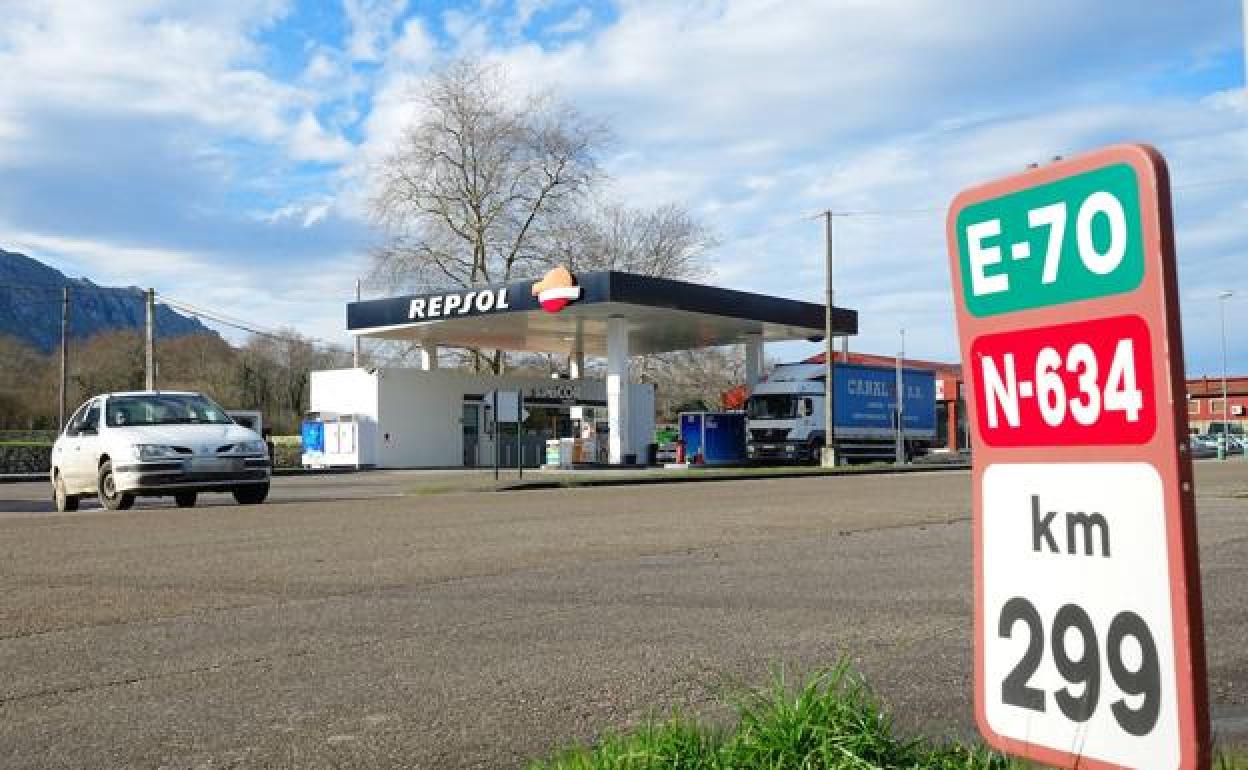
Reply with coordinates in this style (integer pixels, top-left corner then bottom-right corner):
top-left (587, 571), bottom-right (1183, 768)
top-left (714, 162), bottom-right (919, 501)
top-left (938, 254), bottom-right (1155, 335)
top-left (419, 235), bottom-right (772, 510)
top-left (1219, 290), bottom-right (1233, 459)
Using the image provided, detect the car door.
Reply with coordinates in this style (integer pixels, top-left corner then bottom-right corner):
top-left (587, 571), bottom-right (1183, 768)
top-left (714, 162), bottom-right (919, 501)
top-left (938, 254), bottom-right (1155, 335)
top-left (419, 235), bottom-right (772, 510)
top-left (54, 405), bottom-right (83, 491)
top-left (68, 400), bottom-right (103, 494)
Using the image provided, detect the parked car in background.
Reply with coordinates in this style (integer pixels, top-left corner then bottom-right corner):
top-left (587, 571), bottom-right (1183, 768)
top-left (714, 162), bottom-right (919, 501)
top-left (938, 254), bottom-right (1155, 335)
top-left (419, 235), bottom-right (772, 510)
top-left (1189, 435), bottom-right (1220, 459)
top-left (1193, 434), bottom-right (1243, 456)
top-left (50, 391), bottom-right (271, 512)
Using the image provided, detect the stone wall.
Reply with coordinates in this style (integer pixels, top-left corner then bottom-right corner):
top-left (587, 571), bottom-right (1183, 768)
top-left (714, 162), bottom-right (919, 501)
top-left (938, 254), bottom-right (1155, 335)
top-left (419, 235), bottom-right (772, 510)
top-left (0, 445), bottom-right (52, 474)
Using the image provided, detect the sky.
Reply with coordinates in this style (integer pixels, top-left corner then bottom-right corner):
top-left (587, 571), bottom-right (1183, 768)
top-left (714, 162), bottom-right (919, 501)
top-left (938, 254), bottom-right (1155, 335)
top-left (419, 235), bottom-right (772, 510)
top-left (0, 0), bottom-right (1245, 376)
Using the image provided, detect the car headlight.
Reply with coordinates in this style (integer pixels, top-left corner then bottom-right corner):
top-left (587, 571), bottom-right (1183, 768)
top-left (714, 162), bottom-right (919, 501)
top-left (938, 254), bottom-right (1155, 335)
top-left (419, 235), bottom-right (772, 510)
top-left (238, 440), bottom-right (268, 455)
top-left (129, 444), bottom-right (181, 461)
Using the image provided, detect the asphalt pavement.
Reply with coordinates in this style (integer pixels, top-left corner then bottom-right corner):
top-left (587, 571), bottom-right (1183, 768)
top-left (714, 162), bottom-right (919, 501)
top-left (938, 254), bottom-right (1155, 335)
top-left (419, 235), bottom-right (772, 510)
top-left (0, 464), bottom-right (1245, 769)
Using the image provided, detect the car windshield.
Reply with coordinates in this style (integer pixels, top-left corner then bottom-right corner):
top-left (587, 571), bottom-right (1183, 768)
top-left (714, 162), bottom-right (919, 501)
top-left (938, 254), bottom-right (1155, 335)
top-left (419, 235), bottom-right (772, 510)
top-left (747, 394), bottom-right (797, 419)
top-left (106, 394), bottom-right (234, 427)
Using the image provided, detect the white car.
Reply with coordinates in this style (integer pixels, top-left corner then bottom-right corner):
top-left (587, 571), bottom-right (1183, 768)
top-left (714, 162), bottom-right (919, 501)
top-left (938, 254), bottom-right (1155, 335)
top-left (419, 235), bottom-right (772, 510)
top-left (51, 391), bottom-right (271, 512)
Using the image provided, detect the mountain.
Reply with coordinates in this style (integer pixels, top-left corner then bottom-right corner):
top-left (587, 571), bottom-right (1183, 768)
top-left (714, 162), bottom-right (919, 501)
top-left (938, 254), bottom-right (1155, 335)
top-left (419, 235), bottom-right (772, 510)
top-left (0, 248), bottom-right (216, 352)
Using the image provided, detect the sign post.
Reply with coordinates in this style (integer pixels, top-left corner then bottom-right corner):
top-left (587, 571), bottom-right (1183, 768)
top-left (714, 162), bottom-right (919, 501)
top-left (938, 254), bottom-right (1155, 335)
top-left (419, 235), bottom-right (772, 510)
top-left (946, 144), bottom-right (1209, 770)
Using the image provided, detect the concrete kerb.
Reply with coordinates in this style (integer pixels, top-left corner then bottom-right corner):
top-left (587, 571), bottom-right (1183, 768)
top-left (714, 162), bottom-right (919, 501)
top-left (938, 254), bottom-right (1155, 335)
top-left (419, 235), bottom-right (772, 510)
top-left (0, 473), bottom-right (46, 484)
top-left (493, 462), bottom-right (971, 491)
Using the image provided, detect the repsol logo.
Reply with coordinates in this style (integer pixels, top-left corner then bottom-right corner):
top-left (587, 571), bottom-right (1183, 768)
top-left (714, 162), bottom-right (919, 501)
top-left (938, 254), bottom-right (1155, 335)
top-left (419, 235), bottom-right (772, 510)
top-left (409, 288), bottom-right (510, 320)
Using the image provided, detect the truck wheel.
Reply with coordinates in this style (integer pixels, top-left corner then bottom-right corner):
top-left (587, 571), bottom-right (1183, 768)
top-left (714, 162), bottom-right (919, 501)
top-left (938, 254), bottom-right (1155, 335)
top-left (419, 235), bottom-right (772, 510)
top-left (233, 483), bottom-right (269, 505)
top-left (808, 439), bottom-right (825, 466)
top-left (54, 473), bottom-right (79, 512)
top-left (174, 492), bottom-right (198, 508)
top-left (97, 461), bottom-right (135, 511)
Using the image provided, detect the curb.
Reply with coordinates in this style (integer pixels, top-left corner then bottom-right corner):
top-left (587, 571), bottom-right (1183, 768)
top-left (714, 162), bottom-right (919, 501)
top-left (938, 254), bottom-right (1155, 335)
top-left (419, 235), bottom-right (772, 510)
top-left (0, 473), bottom-right (46, 484)
top-left (494, 462), bottom-right (971, 491)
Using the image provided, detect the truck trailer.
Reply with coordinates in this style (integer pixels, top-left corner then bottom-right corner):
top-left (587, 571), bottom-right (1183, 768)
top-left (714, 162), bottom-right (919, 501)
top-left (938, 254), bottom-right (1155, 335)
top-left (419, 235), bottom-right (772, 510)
top-left (746, 361), bottom-right (937, 464)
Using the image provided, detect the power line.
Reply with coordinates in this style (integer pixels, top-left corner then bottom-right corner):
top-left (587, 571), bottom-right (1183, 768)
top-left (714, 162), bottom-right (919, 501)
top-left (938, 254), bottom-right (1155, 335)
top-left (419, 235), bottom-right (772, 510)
top-left (158, 294), bottom-right (345, 351)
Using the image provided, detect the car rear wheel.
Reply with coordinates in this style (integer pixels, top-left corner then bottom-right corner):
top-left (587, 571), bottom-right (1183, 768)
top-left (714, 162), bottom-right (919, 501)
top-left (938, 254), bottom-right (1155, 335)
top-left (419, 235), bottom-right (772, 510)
top-left (174, 492), bottom-right (198, 508)
top-left (53, 473), bottom-right (79, 512)
top-left (97, 461), bottom-right (135, 511)
top-left (232, 483), bottom-right (269, 505)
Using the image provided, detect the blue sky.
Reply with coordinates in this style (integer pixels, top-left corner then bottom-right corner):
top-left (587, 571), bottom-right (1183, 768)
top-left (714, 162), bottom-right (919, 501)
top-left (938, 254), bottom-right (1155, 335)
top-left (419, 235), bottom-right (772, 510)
top-left (0, 0), bottom-right (1245, 376)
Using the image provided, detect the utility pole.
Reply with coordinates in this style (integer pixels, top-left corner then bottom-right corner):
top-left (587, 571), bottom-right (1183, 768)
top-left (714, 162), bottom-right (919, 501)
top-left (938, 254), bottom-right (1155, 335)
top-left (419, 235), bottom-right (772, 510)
top-left (895, 328), bottom-right (906, 465)
top-left (1220, 290), bottom-right (1233, 457)
top-left (822, 210), bottom-right (837, 467)
top-left (353, 278), bottom-right (362, 368)
top-left (59, 286), bottom-right (69, 431)
top-left (144, 288), bottom-right (155, 390)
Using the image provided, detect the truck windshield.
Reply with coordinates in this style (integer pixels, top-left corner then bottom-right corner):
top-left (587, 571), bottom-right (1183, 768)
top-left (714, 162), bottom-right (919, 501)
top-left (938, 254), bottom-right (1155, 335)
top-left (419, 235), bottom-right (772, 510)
top-left (106, 394), bottom-right (234, 427)
top-left (747, 395), bottom-right (797, 419)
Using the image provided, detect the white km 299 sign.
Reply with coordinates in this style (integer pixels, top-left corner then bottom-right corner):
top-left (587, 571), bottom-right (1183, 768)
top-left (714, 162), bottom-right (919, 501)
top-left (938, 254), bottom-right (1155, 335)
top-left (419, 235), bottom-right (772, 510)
top-left (983, 463), bottom-right (1179, 767)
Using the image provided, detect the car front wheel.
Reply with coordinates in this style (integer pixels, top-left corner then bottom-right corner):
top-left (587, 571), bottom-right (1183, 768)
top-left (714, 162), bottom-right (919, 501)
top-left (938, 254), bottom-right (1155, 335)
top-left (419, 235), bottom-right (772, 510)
top-left (97, 461), bottom-right (135, 511)
top-left (53, 473), bottom-right (79, 513)
top-left (174, 492), bottom-right (197, 508)
top-left (233, 483), bottom-right (269, 505)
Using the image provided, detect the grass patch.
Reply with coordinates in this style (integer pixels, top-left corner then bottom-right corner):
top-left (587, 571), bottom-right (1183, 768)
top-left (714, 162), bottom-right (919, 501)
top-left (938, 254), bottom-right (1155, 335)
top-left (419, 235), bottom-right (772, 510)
top-left (527, 663), bottom-right (1248, 770)
top-left (527, 663), bottom-right (1007, 770)
top-left (0, 440), bottom-right (53, 447)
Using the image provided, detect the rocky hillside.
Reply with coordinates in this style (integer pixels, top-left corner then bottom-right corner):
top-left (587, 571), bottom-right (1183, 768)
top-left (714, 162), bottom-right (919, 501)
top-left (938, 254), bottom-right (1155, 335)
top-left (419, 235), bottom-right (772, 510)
top-left (0, 248), bottom-right (214, 351)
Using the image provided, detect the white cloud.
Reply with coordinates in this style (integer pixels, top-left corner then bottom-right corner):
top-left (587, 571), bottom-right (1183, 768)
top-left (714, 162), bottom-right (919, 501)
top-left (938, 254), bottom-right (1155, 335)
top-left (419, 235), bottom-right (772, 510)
top-left (2, 230), bottom-right (212, 285)
top-left (343, 0), bottom-right (408, 61)
top-left (0, 0), bottom-right (359, 167)
top-left (544, 6), bottom-right (593, 37)
top-left (290, 111), bottom-right (354, 162)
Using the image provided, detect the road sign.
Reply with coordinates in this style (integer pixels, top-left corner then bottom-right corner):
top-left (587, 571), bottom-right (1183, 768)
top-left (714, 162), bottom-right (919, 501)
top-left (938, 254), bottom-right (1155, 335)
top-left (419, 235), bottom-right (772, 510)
top-left (946, 144), bottom-right (1209, 770)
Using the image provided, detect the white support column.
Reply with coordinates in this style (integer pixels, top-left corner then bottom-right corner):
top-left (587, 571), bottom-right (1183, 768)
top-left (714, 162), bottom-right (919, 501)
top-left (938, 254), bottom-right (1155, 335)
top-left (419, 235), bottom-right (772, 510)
top-left (569, 349), bottom-right (585, 379)
top-left (606, 316), bottom-right (631, 464)
top-left (744, 333), bottom-right (763, 395)
top-left (419, 343), bottom-right (438, 371)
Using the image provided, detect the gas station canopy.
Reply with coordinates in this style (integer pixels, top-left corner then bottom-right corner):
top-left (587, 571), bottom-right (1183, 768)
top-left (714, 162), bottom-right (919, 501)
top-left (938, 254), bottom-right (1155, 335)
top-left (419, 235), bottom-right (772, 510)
top-left (347, 270), bottom-right (858, 355)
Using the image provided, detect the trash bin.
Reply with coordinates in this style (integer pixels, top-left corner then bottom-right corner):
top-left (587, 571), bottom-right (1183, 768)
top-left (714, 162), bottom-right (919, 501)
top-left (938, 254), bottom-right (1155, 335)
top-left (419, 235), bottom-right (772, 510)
top-left (623, 453), bottom-right (637, 466)
top-left (645, 443), bottom-right (658, 466)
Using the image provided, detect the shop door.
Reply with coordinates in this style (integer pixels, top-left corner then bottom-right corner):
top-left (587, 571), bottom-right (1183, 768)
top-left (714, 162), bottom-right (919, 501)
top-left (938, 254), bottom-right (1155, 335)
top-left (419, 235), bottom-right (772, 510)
top-left (462, 403), bottom-right (482, 467)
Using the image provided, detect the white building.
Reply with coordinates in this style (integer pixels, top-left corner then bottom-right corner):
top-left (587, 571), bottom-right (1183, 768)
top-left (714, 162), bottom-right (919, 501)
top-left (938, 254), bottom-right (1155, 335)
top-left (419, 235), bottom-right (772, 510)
top-left (308, 367), bottom-right (653, 468)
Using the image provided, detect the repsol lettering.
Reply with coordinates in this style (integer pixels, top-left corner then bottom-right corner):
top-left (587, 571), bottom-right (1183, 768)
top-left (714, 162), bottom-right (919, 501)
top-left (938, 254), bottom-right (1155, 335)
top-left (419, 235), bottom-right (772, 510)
top-left (409, 288), bottom-right (510, 320)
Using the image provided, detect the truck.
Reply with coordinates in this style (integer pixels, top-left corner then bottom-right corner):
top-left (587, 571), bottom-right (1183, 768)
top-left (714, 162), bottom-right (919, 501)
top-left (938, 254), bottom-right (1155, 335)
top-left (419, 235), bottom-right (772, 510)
top-left (745, 361), bottom-right (937, 464)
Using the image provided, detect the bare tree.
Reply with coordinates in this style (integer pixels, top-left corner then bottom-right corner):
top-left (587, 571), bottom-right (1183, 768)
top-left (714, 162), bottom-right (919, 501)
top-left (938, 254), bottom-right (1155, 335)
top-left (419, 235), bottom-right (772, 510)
top-left (370, 59), bottom-right (609, 371)
top-left (544, 199), bottom-right (715, 280)
top-left (367, 57), bottom-right (741, 411)
top-left (364, 58), bottom-right (609, 371)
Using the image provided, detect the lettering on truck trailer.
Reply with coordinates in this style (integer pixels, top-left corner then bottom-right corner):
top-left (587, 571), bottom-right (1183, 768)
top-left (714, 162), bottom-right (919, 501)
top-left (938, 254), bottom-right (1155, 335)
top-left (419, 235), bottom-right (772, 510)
top-left (408, 288), bottom-right (510, 320)
top-left (846, 379), bottom-right (924, 400)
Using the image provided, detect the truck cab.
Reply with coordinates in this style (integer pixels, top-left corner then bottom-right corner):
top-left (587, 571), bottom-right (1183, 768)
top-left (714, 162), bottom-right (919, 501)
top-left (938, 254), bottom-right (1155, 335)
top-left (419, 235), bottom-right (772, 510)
top-left (745, 380), bottom-right (826, 463)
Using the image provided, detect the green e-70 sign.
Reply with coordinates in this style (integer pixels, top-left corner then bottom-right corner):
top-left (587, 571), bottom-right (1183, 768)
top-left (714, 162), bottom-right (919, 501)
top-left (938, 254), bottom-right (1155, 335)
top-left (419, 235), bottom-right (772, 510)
top-left (955, 163), bottom-right (1144, 316)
